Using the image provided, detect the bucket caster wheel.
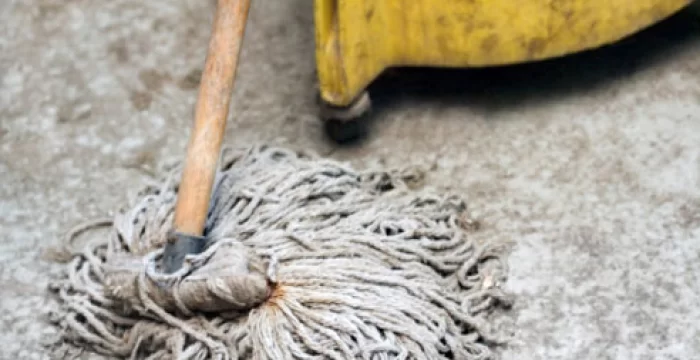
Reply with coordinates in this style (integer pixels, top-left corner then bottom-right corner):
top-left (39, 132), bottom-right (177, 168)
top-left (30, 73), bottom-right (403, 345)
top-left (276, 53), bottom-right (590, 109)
top-left (319, 91), bottom-right (372, 144)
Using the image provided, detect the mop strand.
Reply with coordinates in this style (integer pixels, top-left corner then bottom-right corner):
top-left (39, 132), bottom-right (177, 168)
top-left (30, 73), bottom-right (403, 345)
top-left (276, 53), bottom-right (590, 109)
top-left (48, 145), bottom-right (513, 359)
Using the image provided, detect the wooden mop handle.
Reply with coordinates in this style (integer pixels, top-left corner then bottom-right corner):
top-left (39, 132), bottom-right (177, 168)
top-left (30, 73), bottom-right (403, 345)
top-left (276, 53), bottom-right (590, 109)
top-left (173, 0), bottom-right (251, 236)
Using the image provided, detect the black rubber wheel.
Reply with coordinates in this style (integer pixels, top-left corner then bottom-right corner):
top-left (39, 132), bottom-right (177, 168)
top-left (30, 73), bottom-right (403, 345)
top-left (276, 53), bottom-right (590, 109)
top-left (318, 91), bottom-right (372, 144)
top-left (323, 118), bottom-right (369, 144)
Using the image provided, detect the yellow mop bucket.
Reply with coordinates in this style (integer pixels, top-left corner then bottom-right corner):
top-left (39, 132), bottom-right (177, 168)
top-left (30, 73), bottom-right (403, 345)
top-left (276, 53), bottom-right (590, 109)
top-left (315, 0), bottom-right (692, 141)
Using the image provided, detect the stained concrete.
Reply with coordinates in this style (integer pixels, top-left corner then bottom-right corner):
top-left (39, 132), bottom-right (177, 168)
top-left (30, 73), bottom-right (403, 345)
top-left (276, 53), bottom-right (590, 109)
top-left (2, 0), bottom-right (700, 359)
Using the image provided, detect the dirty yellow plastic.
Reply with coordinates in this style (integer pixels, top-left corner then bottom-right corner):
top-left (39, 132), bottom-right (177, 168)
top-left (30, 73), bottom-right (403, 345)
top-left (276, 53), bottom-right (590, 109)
top-left (315, 0), bottom-right (691, 107)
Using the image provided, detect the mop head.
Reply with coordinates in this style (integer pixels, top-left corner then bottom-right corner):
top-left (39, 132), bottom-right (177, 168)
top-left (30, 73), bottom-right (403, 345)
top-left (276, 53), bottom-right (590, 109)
top-left (48, 145), bottom-right (513, 359)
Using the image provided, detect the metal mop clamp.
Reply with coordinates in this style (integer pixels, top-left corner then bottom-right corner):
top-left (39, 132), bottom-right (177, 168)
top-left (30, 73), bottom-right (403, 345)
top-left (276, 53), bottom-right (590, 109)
top-left (162, 0), bottom-right (251, 274)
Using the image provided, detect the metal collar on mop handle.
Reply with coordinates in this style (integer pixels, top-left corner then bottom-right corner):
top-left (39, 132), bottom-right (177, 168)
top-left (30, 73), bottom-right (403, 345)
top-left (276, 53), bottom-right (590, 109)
top-left (161, 231), bottom-right (208, 274)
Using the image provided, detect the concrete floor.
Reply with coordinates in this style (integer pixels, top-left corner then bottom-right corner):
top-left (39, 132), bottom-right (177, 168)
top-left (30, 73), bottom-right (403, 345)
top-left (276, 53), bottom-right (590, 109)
top-left (2, 0), bottom-right (700, 359)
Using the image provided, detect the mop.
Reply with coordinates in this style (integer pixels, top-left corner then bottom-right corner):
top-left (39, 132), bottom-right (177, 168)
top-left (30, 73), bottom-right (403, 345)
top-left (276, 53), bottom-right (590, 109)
top-left (47, 0), bottom-right (513, 358)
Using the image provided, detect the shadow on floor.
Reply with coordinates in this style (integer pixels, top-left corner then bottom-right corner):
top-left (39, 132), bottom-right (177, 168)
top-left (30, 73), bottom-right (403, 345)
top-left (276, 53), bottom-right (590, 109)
top-left (366, 4), bottom-right (700, 114)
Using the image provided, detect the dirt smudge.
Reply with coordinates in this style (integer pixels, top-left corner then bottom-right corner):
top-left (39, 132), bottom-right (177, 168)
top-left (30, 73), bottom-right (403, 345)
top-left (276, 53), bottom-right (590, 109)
top-left (108, 39), bottom-right (129, 64)
top-left (138, 69), bottom-right (171, 93)
top-left (129, 91), bottom-right (153, 111)
top-left (178, 68), bottom-right (202, 90)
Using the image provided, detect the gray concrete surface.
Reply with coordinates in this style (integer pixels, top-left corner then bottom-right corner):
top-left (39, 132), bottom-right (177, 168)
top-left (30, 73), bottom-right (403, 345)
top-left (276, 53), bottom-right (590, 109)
top-left (2, 0), bottom-right (700, 359)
